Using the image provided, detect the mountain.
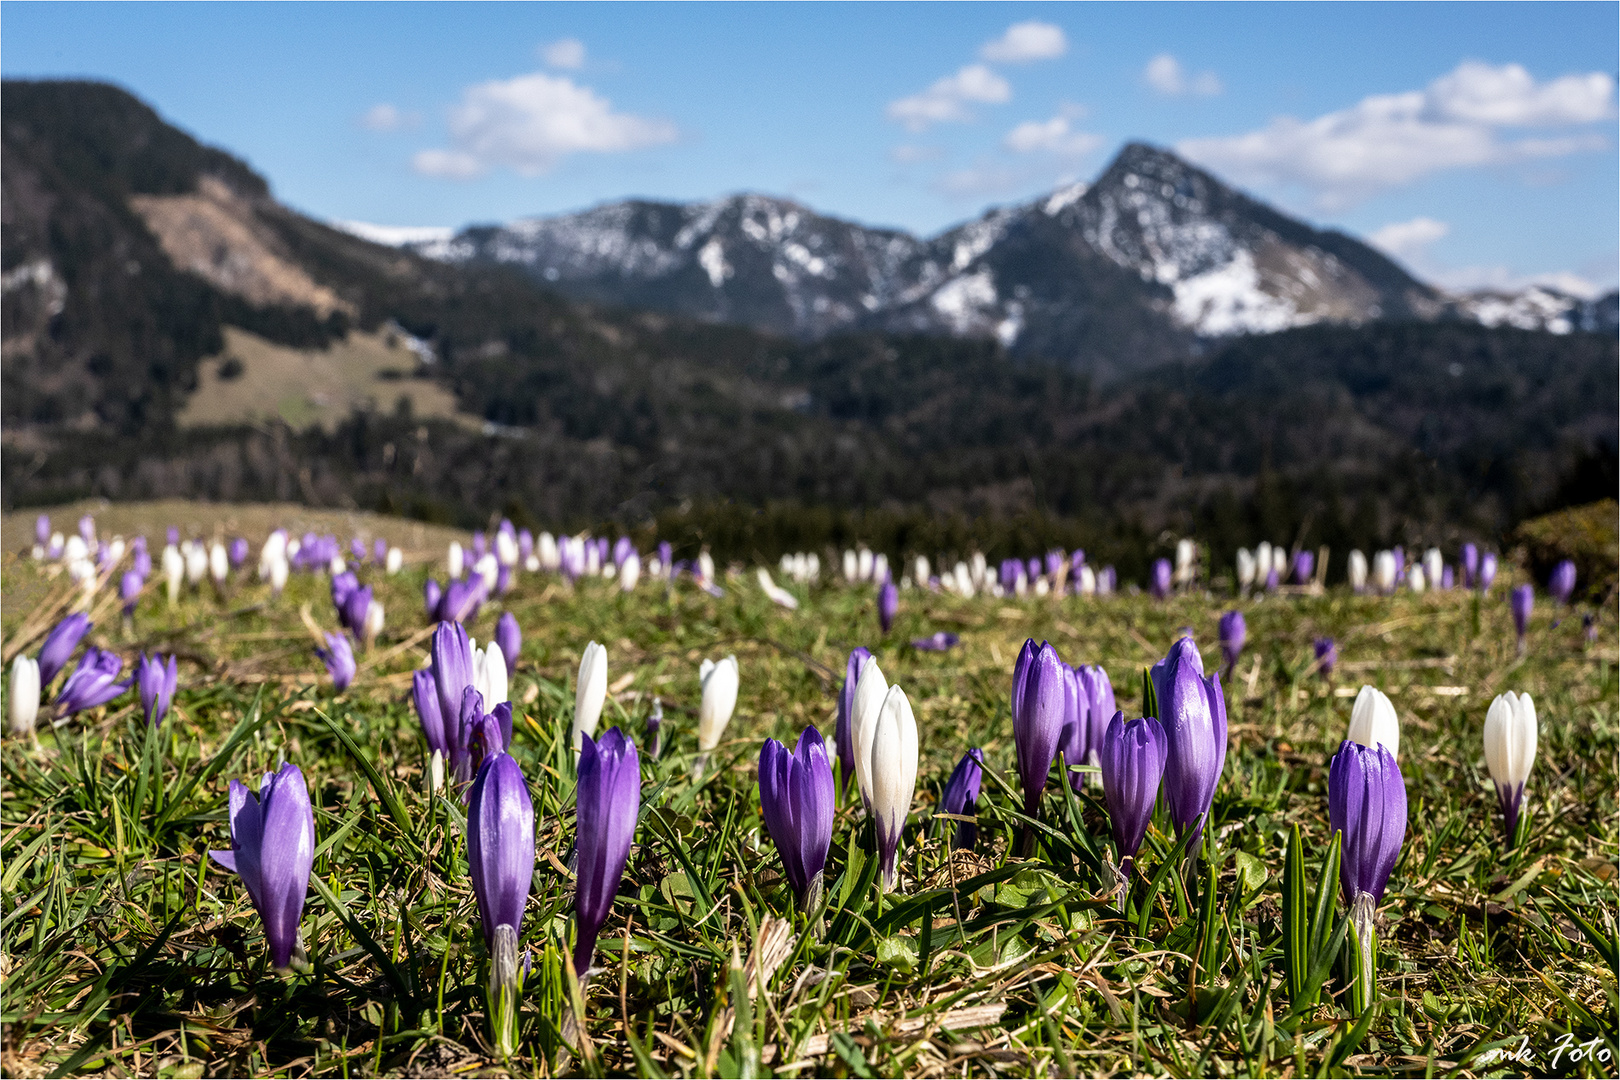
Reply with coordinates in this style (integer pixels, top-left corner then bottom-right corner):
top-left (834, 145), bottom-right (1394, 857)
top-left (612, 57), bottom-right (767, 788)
top-left (389, 142), bottom-right (1613, 373)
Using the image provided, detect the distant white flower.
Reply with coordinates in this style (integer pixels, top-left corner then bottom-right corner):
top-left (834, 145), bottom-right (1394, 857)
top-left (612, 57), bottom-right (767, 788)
top-left (1348, 550), bottom-right (1368, 591)
top-left (10, 655), bottom-right (40, 735)
top-left (620, 552), bottom-right (641, 591)
top-left (448, 541), bottom-right (465, 580)
top-left (697, 655), bottom-right (740, 752)
top-left (385, 546), bottom-right (403, 574)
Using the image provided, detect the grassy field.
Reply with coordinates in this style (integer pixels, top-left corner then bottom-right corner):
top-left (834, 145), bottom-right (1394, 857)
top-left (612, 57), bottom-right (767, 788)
top-left (0, 537), bottom-right (1615, 1078)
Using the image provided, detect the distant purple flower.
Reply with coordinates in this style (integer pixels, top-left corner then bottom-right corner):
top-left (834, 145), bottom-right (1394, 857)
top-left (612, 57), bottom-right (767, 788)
top-left (228, 537), bottom-right (250, 568)
top-left (1313, 637), bottom-right (1337, 679)
top-left (1151, 637), bottom-right (1226, 852)
top-left (1479, 552), bottom-right (1498, 593)
top-left (135, 653), bottom-right (178, 727)
top-left (413, 668), bottom-right (448, 754)
top-left (1218, 611), bottom-right (1246, 679)
top-left (1100, 713), bottom-right (1168, 871)
top-left (1151, 558), bottom-right (1172, 599)
top-left (471, 531), bottom-right (487, 559)
top-left (1392, 546), bottom-right (1405, 581)
top-left (35, 514), bottom-right (50, 546)
top-left (574, 729), bottom-right (640, 978)
top-left (878, 581), bottom-right (898, 634)
top-left (1099, 566), bottom-right (1116, 594)
top-left (351, 538), bottom-right (367, 563)
top-left (56, 647), bottom-right (131, 715)
top-left (167, 527), bottom-right (180, 546)
top-left (1585, 613), bottom-right (1598, 644)
top-left (1441, 565), bottom-right (1454, 590)
top-left (1511, 584), bottom-right (1534, 654)
top-left (658, 541), bottom-right (673, 575)
top-left (37, 613), bottom-right (92, 685)
top-left (495, 612), bottom-right (522, 670)
top-left (758, 727), bottom-right (835, 910)
top-left (519, 529), bottom-right (534, 560)
top-left (911, 631), bottom-right (960, 652)
top-left (121, 570), bottom-right (144, 616)
top-left (1293, 550), bottom-right (1314, 585)
top-left (835, 647), bottom-right (872, 791)
top-left (1027, 557), bottom-right (1042, 581)
top-left (424, 579), bottom-right (443, 622)
top-left (132, 537), bottom-right (152, 580)
top-left (1549, 560), bottom-right (1577, 605)
top-left (1045, 549), bottom-right (1065, 578)
top-left (316, 633), bottom-right (355, 691)
top-left (1461, 543), bottom-right (1479, 588)
top-left (78, 515), bottom-right (95, 542)
top-left (613, 536), bottom-right (634, 567)
top-left (939, 748), bottom-right (984, 851)
top-left (208, 762), bottom-right (315, 969)
top-left (1264, 565), bottom-right (1279, 592)
top-left (495, 563), bottom-right (511, 596)
top-left (331, 571), bottom-right (359, 613)
top-left (440, 577), bottom-right (485, 623)
top-left (341, 585), bottom-right (373, 638)
top-left (1012, 639), bottom-right (1068, 821)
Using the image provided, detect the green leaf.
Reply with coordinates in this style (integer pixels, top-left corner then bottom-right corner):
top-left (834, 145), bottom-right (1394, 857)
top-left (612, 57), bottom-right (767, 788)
top-left (875, 935), bottom-right (918, 972)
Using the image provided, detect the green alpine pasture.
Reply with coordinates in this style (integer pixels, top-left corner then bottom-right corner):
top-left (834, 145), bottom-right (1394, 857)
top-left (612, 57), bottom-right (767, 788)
top-left (1, 551), bottom-right (1615, 1077)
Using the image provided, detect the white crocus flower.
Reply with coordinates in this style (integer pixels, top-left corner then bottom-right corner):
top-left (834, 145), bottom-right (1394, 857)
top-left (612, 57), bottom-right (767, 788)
top-left (869, 683), bottom-right (919, 892)
top-left (1423, 548), bottom-right (1444, 591)
top-left (269, 554), bottom-right (289, 595)
top-left (495, 529), bottom-right (519, 568)
top-left (755, 568), bottom-right (798, 609)
top-left (1078, 564), bottom-right (1096, 596)
top-left (1236, 548), bottom-right (1256, 590)
top-left (914, 556), bottom-right (931, 587)
top-left (849, 658), bottom-right (891, 813)
top-left (10, 655), bottom-right (40, 736)
top-left (447, 541), bottom-right (465, 580)
top-left (363, 600), bottom-right (385, 646)
top-left (474, 552), bottom-right (499, 594)
top-left (572, 641), bottom-right (608, 749)
top-left (1347, 685), bottom-right (1400, 759)
top-left (385, 546), bottom-right (403, 574)
top-left (64, 535), bottom-right (89, 564)
top-left (1373, 550), bottom-right (1397, 593)
top-left (1407, 565), bottom-right (1426, 593)
top-left (185, 543), bottom-right (208, 585)
top-left (472, 639), bottom-right (509, 708)
top-left (620, 552), bottom-right (641, 592)
top-left (209, 542), bottom-right (229, 586)
top-left (1348, 550), bottom-right (1368, 591)
top-left (1255, 542), bottom-right (1272, 581)
top-left (259, 530), bottom-right (287, 579)
top-left (163, 545), bottom-right (184, 605)
top-left (697, 655), bottom-right (740, 753)
top-left (539, 532), bottom-right (560, 571)
top-left (1484, 691), bottom-right (1537, 842)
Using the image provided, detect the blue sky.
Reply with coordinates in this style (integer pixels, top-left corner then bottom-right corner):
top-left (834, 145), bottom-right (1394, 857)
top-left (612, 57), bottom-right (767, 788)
top-left (5, 2), bottom-right (1617, 292)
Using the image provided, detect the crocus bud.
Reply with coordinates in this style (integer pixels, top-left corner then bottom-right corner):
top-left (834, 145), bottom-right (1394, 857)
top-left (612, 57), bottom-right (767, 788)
top-left (208, 762), bottom-right (315, 969)
top-left (209, 542), bottom-right (229, 586)
top-left (473, 639), bottom-right (509, 708)
top-left (448, 541), bottom-right (465, 580)
top-left (269, 556), bottom-right (289, 596)
top-left (1294, 550), bottom-right (1314, 585)
top-left (1218, 611), bottom-right (1245, 678)
top-left (619, 552), bottom-right (641, 591)
top-left (1461, 543), bottom-right (1479, 588)
top-left (850, 657), bottom-right (890, 813)
top-left (35, 514), bottom-right (50, 546)
top-left (1479, 552), bottom-right (1498, 592)
top-left (1373, 550), bottom-right (1396, 594)
top-left (362, 601), bottom-right (385, 646)
top-left (1346, 685), bottom-right (1399, 759)
top-left (836, 648), bottom-right (873, 793)
top-left (758, 726), bottom-right (835, 912)
top-left (56, 648), bottom-right (131, 715)
top-left (10, 655), bottom-right (40, 736)
top-left (877, 581), bottom-right (898, 634)
top-left (163, 545), bottom-right (184, 604)
top-left (121, 569), bottom-right (143, 616)
top-left (1328, 740), bottom-right (1406, 1000)
top-left (316, 633), bottom-right (356, 692)
top-left (869, 684), bottom-right (918, 892)
top-left (1407, 564), bottom-right (1425, 593)
top-left (494, 613), bottom-right (522, 671)
top-left (573, 641), bottom-right (608, 750)
top-left (574, 729), bottom-right (640, 978)
top-left (696, 655), bottom-right (740, 754)
top-left (1423, 549), bottom-right (1443, 593)
top-left (37, 613), bottom-right (92, 686)
top-left (1075, 664), bottom-right (1115, 783)
top-left (1314, 637), bottom-right (1337, 679)
top-left (1483, 691), bottom-right (1537, 845)
top-left (1055, 664), bottom-right (1088, 793)
top-left (428, 749), bottom-right (445, 795)
top-left (1236, 548), bottom-right (1256, 590)
top-left (1151, 637), bottom-right (1225, 852)
top-left (413, 668), bottom-right (448, 755)
top-left (136, 653), bottom-right (179, 727)
top-left (1100, 712), bottom-right (1168, 873)
top-left (938, 748), bottom-right (983, 851)
top-left (455, 686), bottom-right (515, 784)
top-left (1150, 559), bottom-right (1172, 599)
top-left (1012, 640), bottom-right (1067, 823)
top-left (1348, 550), bottom-right (1368, 593)
top-left (185, 543), bottom-right (208, 585)
top-left (468, 749), bottom-right (536, 945)
top-left (386, 546), bottom-right (404, 574)
top-left (1549, 560), bottom-right (1576, 605)
top-left (432, 621), bottom-right (475, 727)
top-left (1510, 584), bottom-right (1533, 654)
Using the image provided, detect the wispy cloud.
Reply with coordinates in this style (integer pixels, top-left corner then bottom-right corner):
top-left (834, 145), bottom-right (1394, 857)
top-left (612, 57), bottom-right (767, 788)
top-left (980, 21), bottom-right (1067, 64)
top-left (360, 103), bottom-right (420, 132)
top-left (1368, 217), bottom-right (1450, 263)
top-left (1179, 61), bottom-right (1614, 208)
top-left (886, 64), bottom-right (1011, 131)
top-left (1143, 54), bottom-right (1222, 97)
top-left (540, 38), bottom-right (586, 70)
top-left (413, 71), bottom-right (676, 179)
top-left (1003, 114), bottom-right (1100, 157)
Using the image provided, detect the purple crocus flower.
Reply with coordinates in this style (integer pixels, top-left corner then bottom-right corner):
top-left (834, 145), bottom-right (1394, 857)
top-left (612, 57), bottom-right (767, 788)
top-left (939, 748), bottom-right (984, 851)
top-left (413, 668), bottom-right (447, 755)
top-left (1150, 637), bottom-right (1226, 852)
top-left (341, 585), bottom-right (373, 639)
top-left (574, 728), bottom-right (640, 978)
top-left (1479, 552), bottom-right (1498, 593)
top-left (1511, 584), bottom-right (1534, 655)
top-left (121, 569), bottom-right (144, 616)
top-left (1151, 558), bottom-right (1172, 599)
top-left (1045, 549), bottom-right (1065, 579)
top-left (37, 613), bottom-right (92, 685)
top-left (1294, 550), bottom-right (1315, 584)
top-left (1461, 543), bottom-right (1479, 588)
top-left (911, 631), bottom-right (960, 652)
top-left (836, 647), bottom-right (873, 792)
top-left (495, 564), bottom-right (512, 596)
top-left (1075, 665), bottom-right (1115, 774)
top-left (472, 531), bottom-right (487, 559)
top-left (35, 514), bottom-right (50, 546)
top-left (1328, 740), bottom-right (1406, 991)
top-left (658, 541), bottom-right (673, 575)
top-left (878, 581), bottom-right (898, 634)
top-left (135, 653), bottom-right (178, 727)
top-left (78, 514), bottom-right (95, 542)
top-left (1264, 564), bottom-right (1278, 592)
top-left (467, 748), bottom-right (535, 947)
top-left (431, 622), bottom-right (475, 736)
top-left (1549, 560), bottom-right (1577, 605)
top-left (1012, 639), bottom-right (1068, 824)
top-left (351, 538), bottom-right (367, 563)
top-left (168, 527), bottom-right (180, 546)
top-left (208, 762), bottom-right (315, 969)
top-left (758, 726), bottom-right (835, 911)
top-left (1055, 663), bottom-right (1088, 792)
top-left (495, 612), bottom-right (522, 670)
top-left (613, 536), bottom-right (633, 567)
top-left (1314, 637), bottom-right (1338, 679)
top-left (371, 538), bottom-right (386, 565)
top-left (440, 577), bottom-right (484, 623)
top-left (519, 530), bottom-right (534, 560)
top-left (1218, 611), bottom-right (1246, 679)
top-left (56, 647), bottom-right (131, 715)
top-left (454, 686), bottom-right (514, 784)
top-left (1392, 547), bottom-right (1405, 582)
top-left (424, 579), bottom-right (443, 622)
top-left (132, 537), bottom-right (152, 580)
top-left (316, 633), bottom-right (356, 691)
top-left (1441, 566), bottom-right (1454, 590)
top-left (331, 571), bottom-right (359, 613)
top-left (228, 537), bottom-right (249, 568)
top-left (1099, 712), bottom-right (1168, 873)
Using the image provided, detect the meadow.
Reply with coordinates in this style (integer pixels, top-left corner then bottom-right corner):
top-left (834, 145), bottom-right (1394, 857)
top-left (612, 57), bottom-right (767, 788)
top-left (1, 536), bottom-right (1615, 1078)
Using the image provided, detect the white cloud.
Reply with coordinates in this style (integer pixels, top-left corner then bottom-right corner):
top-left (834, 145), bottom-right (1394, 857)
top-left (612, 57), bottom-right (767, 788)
top-left (1434, 264), bottom-right (1603, 298)
top-left (360, 103), bottom-right (419, 132)
top-left (1003, 115), bottom-right (1100, 157)
top-left (1368, 217), bottom-right (1450, 262)
top-left (413, 71), bottom-right (677, 179)
top-left (541, 38), bottom-right (587, 70)
top-left (886, 64), bottom-right (1011, 131)
top-left (890, 143), bottom-right (944, 164)
top-left (980, 21), bottom-right (1067, 64)
top-left (1178, 60), bottom-right (1614, 208)
top-left (1143, 54), bottom-right (1222, 97)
